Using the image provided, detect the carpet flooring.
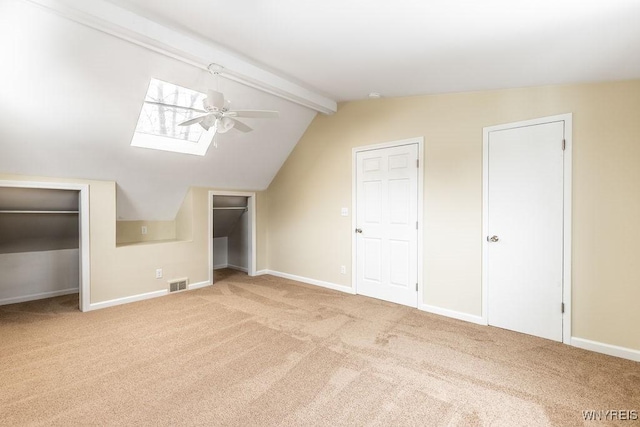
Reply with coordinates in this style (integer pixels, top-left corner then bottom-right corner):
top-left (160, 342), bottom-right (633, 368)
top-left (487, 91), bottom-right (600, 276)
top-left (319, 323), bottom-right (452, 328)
top-left (1, 269), bottom-right (638, 426)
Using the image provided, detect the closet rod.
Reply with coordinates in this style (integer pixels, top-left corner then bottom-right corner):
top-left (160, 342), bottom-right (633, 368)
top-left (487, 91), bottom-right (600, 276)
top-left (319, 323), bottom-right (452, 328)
top-left (212, 207), bottom-right (247, 211)
top-left (0, 210), bottom-right (79, 214)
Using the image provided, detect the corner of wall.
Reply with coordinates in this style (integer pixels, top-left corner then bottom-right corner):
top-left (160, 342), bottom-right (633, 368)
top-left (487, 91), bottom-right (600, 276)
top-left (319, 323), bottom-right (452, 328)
top-left (256, 190), bottom-right (269, 272)
top-left (176, 187), bottom-right (194, 241)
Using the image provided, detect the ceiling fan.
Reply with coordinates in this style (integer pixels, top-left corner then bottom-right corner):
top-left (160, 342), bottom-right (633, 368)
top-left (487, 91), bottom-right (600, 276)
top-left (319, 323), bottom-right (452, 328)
top-left (178, 89), bottom-right (279, 135)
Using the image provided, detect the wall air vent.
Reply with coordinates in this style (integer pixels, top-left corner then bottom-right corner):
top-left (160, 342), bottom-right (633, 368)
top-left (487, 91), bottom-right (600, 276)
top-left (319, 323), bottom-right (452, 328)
top-left (169, 278), bottom-right (188, 293)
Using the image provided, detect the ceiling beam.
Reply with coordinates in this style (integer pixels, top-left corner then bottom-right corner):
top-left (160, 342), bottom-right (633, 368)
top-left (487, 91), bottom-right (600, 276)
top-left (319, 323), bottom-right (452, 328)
top-left (24, 0), bottom-right (338, 114)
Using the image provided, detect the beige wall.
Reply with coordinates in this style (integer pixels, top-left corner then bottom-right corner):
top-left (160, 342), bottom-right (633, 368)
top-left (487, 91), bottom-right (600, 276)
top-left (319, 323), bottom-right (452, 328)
top-left (116, 221), bottom-right (176, 245)
top-left (255, 191), bottom-right (269, 272)
top-left (115, 189), bottom-right (196, 245)
top-left (0, 176), bottom-right (235, 305)
top-left (2, 80), bottom-right (638, 352)
top-left (265, 79), bottom-right (640, 351)
top-left (175, 188), bottom-right (194, 242)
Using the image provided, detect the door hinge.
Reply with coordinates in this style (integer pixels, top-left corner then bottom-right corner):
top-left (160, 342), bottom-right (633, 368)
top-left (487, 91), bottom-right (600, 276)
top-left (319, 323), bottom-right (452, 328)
top-left (561, 302), bottom-right (565, 313)
top-left (416, 159), bottom-right (419, 168)
top-left (416, 221), bottom-right (418, 230)
top-left (562, 139), bottom-right (566, 151)
top-left (416, 283), bottom-right (418, 291)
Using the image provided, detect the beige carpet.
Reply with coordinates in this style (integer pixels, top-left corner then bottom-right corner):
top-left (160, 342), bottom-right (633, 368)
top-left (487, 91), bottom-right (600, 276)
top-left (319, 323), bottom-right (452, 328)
top-left (1, 269), bottom-right (638, 426)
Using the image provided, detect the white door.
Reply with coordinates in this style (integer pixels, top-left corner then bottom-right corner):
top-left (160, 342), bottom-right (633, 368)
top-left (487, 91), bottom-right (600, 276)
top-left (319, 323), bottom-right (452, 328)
top-left (486, 120), bottom-right (565, 341)
top-left (355, 143), bottom-right (418, 307)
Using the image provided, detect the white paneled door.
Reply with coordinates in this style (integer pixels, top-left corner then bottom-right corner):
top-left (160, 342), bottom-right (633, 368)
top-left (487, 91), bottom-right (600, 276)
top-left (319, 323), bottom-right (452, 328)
top-left (355, 143), bottom-right (419, 307)
top-left (486, 120), bottom-right (566, 342)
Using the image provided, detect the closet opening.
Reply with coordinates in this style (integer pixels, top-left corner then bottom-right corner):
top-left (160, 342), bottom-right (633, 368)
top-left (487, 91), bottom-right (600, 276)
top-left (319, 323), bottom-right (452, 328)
top-left (208, 191), bottom-right (256, 284)
top-left (0, 182), bottom-right (90, 311)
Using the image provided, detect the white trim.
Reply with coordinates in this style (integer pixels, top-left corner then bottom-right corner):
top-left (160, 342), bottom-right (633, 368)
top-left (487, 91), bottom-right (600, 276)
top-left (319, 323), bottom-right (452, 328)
top-left (266, 270), bottom-right (356, 295)
top-left (188, 280), bottom-right (211, 290)
top-left (255, 269), bottom-right (268, 276)
top-left (24, 0), bottom-right (337, 114)
top-left (351, 137), bottom-right (425, 307)
top-left (208, 190), bottom-right (257, 286)
top-left (227, 264), bottom-right (248, 273)
top-left (88, 289), bottom-right (167, 311)
top-left (419, 304), bottom-right (486, 326)
top-left (562, 118), bottom-right (573, 343)
top-left (482, 113), bottom-right (573, 343)
top-left (0, 288), bottom-right (78, 306)
top-left (131, 127), bottom-right (216, 156)
top-left (213, 263), bottom-right (248, 273)
top-left (571, 337), bottom-right (640, 363)
top-left (0, 180), bottom-right (91, 312)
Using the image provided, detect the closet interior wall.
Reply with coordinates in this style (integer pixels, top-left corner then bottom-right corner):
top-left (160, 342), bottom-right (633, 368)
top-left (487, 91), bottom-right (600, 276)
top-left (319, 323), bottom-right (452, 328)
top-left (212, 196), bottom-right (249, 276)
top-left (0, 187), bottom-right (80, 305)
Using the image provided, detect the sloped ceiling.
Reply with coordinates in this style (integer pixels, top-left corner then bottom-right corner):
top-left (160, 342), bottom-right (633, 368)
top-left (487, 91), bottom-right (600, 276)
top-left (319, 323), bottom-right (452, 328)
top-left (106, 0), bottom-right (640, 101)
top-left (0, 0), bottom-right (316, 220)
top-left (2, 0), bottom-right (640, 220)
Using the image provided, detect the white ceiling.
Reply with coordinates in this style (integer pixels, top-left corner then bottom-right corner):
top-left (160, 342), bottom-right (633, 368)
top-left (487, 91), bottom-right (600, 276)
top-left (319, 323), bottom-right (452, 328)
top-left (2, 0), bottom-right (639, 221)
top-left (0, 0), bottom-right (315, 220)
top-left (105, 0), bottom-right (640, 101)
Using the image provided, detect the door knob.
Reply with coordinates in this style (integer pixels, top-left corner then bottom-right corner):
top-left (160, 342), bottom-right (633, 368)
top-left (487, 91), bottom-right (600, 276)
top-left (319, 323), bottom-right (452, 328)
top-left (488, 235), bottom-right (499, 242)
top-left (355, 228), bottom-right (363, 234)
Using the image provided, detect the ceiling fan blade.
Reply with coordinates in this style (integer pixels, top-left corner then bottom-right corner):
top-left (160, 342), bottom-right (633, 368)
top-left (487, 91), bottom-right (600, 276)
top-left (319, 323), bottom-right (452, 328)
top-left (204, 89), bottom-right (225, 111)
top-left (230, 118), bottom-right (252, 133)
top-left (178, 115), bottom-right (208, 127)
top-left (229, 110), bottom-right (279, 119)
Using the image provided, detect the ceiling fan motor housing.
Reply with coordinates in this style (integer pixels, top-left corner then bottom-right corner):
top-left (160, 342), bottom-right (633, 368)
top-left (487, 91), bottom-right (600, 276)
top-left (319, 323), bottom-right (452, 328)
top-left (204, 90), bottom-right (225, 112)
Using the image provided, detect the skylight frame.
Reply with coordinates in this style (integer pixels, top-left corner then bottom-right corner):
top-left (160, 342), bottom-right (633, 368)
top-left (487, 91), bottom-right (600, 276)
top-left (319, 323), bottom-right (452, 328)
top-left (130, 78), bottom-right (215, 156)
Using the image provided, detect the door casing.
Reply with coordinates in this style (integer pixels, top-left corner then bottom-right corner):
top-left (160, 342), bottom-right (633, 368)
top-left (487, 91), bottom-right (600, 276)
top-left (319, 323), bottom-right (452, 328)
top-left (208, 190), bottom-right (257, 284)
top-left (0, 180), bottom-right (90, 311)
top-left (352, 137), bottom-right (424, 304)
top-left (482, 113), bottom-right (572, 344)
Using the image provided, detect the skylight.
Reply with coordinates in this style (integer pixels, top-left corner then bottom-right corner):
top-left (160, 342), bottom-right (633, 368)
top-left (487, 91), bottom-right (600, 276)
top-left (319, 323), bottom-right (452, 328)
top-left (131, 78), bottom-right (215, 156)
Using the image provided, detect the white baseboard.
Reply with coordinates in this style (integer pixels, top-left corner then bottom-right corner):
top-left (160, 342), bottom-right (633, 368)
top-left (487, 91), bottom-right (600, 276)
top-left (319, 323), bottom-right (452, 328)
top-left (419, 303), bottom-right (487, 325)
top-left (254, 269), bottom-right (268, 276)
top-left (0, 288), bottom-right (79, 306)
top-left (88, 280), bottom-right (211, 311)
top-left (214, 264), bottom-right (248, 273)
top-left (88, 289), bottom-right (167, 311)
top-left (227, 264), bottom-right (248, 273)
top-left (266, 270), bottom-right (356, 295)
top-left (188, 280), bottom-right (211, 290)
top-left (571, 337), bottom-right (640, 362)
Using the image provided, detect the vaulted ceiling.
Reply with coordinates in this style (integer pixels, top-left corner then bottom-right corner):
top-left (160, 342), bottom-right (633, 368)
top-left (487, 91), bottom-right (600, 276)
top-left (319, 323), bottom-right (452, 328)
top-left (1, 0), bottom-right (639, 220)
top-left (106, 0), bottom-right (640, 100)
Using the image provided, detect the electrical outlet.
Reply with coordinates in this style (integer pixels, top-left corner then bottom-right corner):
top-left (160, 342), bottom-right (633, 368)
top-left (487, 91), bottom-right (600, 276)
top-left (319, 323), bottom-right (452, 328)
top-left (341, 207), bottom-right (348, 216)
top-left (340, 265), bottom-right (346, 274)
top-left (141, 226), bottom-right (148, 235)
top-left (155, 268), bottom-right (162, 279)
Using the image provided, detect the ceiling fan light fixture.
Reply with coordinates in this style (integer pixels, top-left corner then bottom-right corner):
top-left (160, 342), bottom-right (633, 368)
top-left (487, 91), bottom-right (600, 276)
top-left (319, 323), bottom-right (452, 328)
top-left (179, 88), bottom-right (275, 140)
top-left (200, 114), bottom-right (216, 131)
top-left (217, 117), bottom-right (235, 133)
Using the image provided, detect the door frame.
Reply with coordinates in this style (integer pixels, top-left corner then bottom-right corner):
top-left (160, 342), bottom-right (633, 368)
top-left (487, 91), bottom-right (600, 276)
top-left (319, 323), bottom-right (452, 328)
top-left (208, 190), bottom-right (257, 284)
top-left (0, 180), bottom-right (91, 312)
top-left (351, 137), bottom-right (424, 304)
top-left (482, 113), bottom-right (572, 344)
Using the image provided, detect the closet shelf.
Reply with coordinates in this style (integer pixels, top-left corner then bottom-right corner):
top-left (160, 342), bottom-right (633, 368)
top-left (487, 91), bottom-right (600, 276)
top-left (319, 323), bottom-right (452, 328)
top-left (212, 207), bottom-right (247, 211)
top-left (0, 210), bottom-right (79, 214)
